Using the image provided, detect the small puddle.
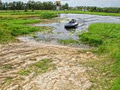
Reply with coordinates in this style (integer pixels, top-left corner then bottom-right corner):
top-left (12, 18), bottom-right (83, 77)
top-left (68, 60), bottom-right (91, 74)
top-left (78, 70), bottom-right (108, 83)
top-left (18, 14), bottom-right (120, 49)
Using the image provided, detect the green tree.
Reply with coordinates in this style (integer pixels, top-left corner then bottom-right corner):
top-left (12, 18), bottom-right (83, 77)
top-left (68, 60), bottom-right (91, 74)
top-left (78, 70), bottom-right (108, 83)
top-left (62, 3), bottom-right (69, 10)
top-left (27, 0), bottom-right (35, 12)
top-left (0, 0), bottom-right (2, 10)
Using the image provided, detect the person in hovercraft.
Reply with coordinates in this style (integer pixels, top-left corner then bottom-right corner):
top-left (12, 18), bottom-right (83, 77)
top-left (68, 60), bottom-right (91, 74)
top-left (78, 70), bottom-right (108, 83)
top-left (69, 19), bottom-right (76, 23)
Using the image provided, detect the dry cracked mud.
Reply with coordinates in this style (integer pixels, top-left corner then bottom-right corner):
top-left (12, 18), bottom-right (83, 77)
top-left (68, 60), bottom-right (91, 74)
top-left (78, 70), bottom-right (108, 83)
top-left (0, 42), bottom-right (98, 90)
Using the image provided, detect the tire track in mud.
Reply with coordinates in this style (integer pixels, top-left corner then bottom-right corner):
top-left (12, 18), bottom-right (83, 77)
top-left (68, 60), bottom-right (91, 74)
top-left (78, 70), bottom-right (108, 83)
top-left (0, 42), bottom-right (97, 90)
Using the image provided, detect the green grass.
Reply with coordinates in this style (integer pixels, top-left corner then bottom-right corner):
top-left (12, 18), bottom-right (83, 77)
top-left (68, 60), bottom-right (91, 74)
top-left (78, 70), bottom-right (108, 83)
top-left (79, 23), bottom-right (120, 90)
top-left (58, 39), bottom-right (79, 45)
top-left (57, 10), bottom-right (120, 16)
top-left (33, 59), bottom-right (55, 73)
top-left (0, 10), bottom-right (120, 18)
top-left (0, 18), bottom-right (39, 43)
top-left (0, 10), bottom-right (58, 18)
top-left (40, 12), bottom-right (58, 19)
top-left (0, 17), bottom-right (55, 43)
top-left (0, 11), bottom-right (58, 43)
top-left (19, 69), bottom-right (31, 75)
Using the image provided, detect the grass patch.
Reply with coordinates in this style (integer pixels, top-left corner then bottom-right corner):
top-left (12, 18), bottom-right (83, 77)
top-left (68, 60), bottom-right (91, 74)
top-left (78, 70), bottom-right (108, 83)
top-left (1, 65), bottom-right (13, 70)
top-left (0, 17), bottom-right (54, 43)
top-left (19, 59), bottom-right (55, 75)
top-left (40, 12), bottom-right (58, 19)
top-left (57, 10), bottom-right (120, 17)
top-left (1, 10), bottom-right (120, 17)
top-left (79, 56), bottom-right (114, 90)
top-left (0, 11), bottom-right (58, 44)
top-left (33, 59), bottom-right (55, 73)
top-left (58, 39), bottom-right (79, 45)
top-left (79, 23), bottom-right (120, 89)
top-left (19, 70), bottom-right (30, 75)
top-left (5, 77), bottom-right (12, 85)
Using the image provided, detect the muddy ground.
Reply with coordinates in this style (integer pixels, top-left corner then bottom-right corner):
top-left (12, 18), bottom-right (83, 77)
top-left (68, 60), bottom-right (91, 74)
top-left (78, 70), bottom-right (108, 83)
top-left (0, 41), bottom-right (98, 90)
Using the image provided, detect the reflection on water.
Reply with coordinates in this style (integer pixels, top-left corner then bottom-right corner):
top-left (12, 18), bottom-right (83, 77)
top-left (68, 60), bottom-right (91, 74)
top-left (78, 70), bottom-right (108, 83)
top-left (19, 14), bottom-right (120, 48)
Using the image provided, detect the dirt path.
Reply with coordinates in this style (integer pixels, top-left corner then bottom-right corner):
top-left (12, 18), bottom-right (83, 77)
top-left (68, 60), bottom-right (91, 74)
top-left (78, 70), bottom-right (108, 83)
top-left (0, 42), bottom-right (97, 90)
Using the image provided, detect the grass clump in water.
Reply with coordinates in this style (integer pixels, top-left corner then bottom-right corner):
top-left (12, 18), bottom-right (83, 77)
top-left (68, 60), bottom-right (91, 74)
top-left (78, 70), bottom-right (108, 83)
top-left (79, 23), bottom-right (120, 90)
top-left (58, 39), bottom-right (78, 45)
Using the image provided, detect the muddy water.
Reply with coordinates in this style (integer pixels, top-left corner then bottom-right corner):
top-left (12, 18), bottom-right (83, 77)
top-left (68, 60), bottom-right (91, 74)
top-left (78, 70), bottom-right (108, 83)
top-left (18, 14), bottom-right (120, 48)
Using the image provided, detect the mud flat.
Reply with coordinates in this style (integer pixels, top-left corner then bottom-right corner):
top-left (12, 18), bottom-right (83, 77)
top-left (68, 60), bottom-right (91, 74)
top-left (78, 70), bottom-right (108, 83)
top-left (0, 41), bottom-right (98, 90)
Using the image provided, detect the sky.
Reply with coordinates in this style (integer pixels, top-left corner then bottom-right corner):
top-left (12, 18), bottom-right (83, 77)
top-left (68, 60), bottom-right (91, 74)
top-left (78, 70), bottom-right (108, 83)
top-left (2, 0), bottom-right (120, 7)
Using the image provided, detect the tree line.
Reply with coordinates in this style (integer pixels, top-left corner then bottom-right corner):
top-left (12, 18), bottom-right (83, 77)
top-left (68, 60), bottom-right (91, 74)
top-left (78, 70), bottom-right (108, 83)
top-left (74, 6), bottom-right (120, 13)
top-left (0, 0), bottom-right (69, 11)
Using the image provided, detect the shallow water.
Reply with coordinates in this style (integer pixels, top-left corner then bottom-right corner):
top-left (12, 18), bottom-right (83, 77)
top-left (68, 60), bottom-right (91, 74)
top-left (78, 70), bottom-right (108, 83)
top-left (19, 14), bottom-right (120, 48)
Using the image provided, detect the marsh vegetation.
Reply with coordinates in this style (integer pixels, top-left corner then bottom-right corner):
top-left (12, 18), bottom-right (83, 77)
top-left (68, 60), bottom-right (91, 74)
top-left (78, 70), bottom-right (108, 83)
top-left (80, 23), bottom-right (120, 90)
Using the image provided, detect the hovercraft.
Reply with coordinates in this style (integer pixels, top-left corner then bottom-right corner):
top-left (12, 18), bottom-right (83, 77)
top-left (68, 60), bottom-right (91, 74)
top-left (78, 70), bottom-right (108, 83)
top-left (65, 19), bottom-right (78, 28)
